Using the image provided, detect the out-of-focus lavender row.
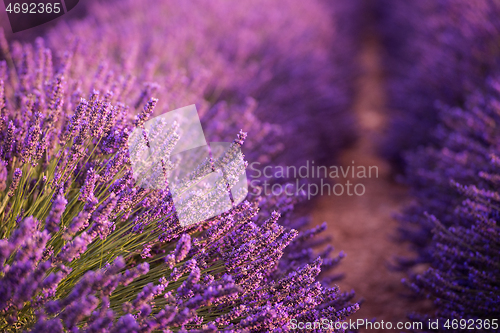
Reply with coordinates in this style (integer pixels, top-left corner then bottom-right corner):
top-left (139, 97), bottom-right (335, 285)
top-left (376, 0), bottom-right (500, 169)
top-left (397, 79), bottom-right (500, 331)
top-left (375, 0), bottom-right (500, 327)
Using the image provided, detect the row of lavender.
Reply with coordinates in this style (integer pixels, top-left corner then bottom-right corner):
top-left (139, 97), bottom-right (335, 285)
top-left (378, 0), bottom-right (500, 330)
top-left (45, 0), bottom-right (359, 167)
top-left (0, 0), bottom-right (359, 331)
top-left (378, 0), bottom-right (500, 168)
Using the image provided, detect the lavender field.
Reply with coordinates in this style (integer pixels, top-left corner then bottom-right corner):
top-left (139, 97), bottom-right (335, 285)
top-left (0, 0), bottom-right (498, 332)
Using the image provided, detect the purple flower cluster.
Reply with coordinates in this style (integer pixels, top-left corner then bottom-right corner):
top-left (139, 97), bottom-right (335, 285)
top-left (377, 0), bottom-right (500, 168)
top-left (0, 0), bottom-right (359, 330)
top-left (397, 79), bottom-right (500, 330)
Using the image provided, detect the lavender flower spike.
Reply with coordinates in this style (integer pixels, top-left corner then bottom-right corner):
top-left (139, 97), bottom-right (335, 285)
top-left (45, 194), bottom-right (67, 233)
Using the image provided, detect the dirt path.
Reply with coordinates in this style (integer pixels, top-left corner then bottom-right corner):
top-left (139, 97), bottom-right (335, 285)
top-left (312, 37), bottom-right (432, 331)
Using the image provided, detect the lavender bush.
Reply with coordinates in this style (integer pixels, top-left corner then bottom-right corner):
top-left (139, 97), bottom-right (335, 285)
top-left (377, 0), bottom-right (500, 168)
top-left (0, 0), bottom-right (359, 330)
top-left (397, 79), bottom-right (500, 331)
top-left (42, 0), bottom-right (357, 167)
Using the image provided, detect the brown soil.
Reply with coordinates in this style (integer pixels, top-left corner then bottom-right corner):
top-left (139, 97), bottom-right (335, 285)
top-left (312, 37), bottom-right (433, 331)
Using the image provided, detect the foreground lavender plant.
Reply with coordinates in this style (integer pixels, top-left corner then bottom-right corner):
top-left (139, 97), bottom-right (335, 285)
top-left (0, 6), bottom-right (358, 331)
top-left (397, 79), bottom-right (500, 331)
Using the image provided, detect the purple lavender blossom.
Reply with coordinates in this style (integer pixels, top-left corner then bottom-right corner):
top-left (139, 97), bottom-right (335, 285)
top-left (0, 160), bottom-right (6, 192)
top-left (7, 168), bottom-right (21, 197)
top-left (45, 194), bottom-right (67, 234)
